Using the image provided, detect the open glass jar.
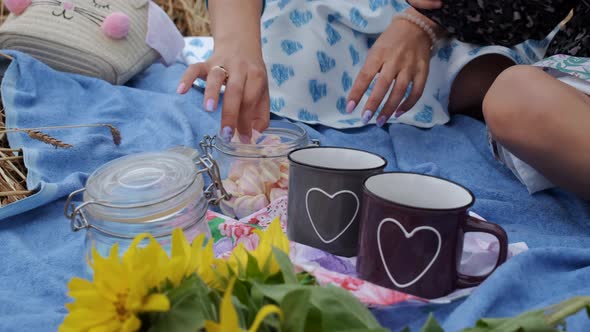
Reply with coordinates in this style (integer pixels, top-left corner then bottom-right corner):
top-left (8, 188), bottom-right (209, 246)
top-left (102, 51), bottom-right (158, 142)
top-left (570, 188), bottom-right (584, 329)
top-left (65, 149), bottom-right (228, 261)
top-left (201, 120), bottom-right (318, 219)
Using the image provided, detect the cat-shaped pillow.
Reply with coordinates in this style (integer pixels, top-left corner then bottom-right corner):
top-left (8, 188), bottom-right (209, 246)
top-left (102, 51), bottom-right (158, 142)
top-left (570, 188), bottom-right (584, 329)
top-left (0, 0), bottom-right (184, 84)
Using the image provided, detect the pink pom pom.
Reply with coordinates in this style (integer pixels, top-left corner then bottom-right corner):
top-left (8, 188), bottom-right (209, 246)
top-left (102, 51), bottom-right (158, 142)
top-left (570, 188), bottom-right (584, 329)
top-left (4, 0), bottom-right (31, 15)
top-left (101, 12), bottom-right (130, 39)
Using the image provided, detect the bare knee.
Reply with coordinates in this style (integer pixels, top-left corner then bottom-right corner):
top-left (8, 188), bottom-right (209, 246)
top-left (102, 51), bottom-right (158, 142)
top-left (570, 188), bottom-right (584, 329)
top-left (483, 65), bottom-right (549, 145)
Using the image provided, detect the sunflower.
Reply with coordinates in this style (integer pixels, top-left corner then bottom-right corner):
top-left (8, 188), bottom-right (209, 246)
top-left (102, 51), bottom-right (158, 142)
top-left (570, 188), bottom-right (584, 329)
top-left (59, 244), bottom-right (170, 332)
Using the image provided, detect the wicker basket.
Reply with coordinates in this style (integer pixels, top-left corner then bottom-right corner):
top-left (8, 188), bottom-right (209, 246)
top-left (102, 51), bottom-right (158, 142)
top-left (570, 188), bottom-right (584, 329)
top-left (0, 0), bottom-right (210, 206)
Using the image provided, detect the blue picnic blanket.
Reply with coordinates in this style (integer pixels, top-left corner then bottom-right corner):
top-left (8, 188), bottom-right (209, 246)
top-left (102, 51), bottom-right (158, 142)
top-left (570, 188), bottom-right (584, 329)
top-left (0, 52), bottom-right (589, 331)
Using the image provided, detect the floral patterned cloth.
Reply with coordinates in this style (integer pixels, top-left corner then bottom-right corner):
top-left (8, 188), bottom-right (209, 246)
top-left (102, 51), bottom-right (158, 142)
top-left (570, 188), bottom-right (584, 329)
top-left (535, 55), bottom-right (590, 83)
top-left (205, 196), bottom-right (529, 307)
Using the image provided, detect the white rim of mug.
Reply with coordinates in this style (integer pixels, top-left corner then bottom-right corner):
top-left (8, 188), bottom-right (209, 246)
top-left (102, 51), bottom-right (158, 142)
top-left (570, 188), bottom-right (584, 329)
top-left (288, 146), bottom-right (388, 172)
top-left (363, 172), bottom-right (475, 212)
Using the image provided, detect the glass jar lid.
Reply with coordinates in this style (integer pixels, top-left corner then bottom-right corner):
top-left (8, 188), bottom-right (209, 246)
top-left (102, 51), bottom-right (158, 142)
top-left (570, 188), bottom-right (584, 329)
top-left (213, 120), bottom-right (310, 158)
top-left (83, 151), bottom-right (203, 221)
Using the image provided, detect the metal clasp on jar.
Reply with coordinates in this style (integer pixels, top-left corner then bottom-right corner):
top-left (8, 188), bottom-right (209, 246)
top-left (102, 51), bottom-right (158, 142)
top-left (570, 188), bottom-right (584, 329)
top-left (196, 141), bottom-right (231, 205)
top-left (64, 146), bottom-right (230, 234)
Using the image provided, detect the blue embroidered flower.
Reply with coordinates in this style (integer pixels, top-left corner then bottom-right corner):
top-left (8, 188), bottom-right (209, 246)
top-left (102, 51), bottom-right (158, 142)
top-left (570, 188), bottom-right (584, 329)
top-left (278, 0), bottom-right (290, 9)
top-left (270, 97), bottom-right (286, 113)
top-left (262, 37), bottom-right (268, 45)
top-left (369, 0), bottom-right (388, 11)
top-left (184, 51), bottom-right (196, 58)
top-left (281, 40), bottom-right (303, 55)
top-left (327, 12), bottom-right (342, 23)
top-left (336, 97), bottom-right (347, 114)
top-left (263, 17), bottom-right (276, 29)
top-left (189, 39), bottom-right (203, 47)
top-left (298, 109), bottom-right (319, 121)
top-left (289, 9), bottom-right (313, 27)
top-left (414, 105), bottom-right (434, 123)
top-left (270, 64), bottom-right (295, 86)
top-left (349, 45), bottom-right (360, 66)
top-left (349, 8), bottom-right (368, 28)
top-left (437, 44), bottom-right (455, 62)
top-left (325, 23), bottom-right (342, 46)
top-left (309, 79), bottom-right (328, 102)
top-left (317, 51), bottom-right (336, 73)
top-left (341, 71), bottom-right (352, 92)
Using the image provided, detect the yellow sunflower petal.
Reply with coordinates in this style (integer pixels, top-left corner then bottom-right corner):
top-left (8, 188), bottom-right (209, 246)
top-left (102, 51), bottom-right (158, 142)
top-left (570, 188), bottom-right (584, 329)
top-left (68, 290), bottom-right (113, 309)
top-left (167, 256), bottom-right (188, 286)
top-left (187, 234), bottom-right (207, 273)
top-left (67, 277), bottom-right (95, 292)
top-left (204, 320), bottom-right (223, 332)
top-left (142, 294), bottom-right (170, 312)
top-left (87, 319), bottom-right (122, 332)
top-left (248, 305), bottom-right (282, 332)
top-left (171, 228), bottom-right (191, 260)
top-left (61, 309), bottom-right (114, 331)
top-left (121, 315), bottom-right (142, 332)
top-left (218, 278), bottom-right (240, 330)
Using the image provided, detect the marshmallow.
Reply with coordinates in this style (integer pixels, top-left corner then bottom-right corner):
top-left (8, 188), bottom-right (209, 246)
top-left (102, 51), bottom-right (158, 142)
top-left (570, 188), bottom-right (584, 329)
top-left (234, 194), bottom-right (269, 218)
top-left (270, 188), bottom-right (288, 202)
top-left (237, 165), bottom-right (265, 195)
top-left (259, 159), bottom-right (281, 183)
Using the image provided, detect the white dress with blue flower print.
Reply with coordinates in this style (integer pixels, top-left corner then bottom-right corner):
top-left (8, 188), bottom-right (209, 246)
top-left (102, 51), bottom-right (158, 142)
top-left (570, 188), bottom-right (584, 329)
top-left (182, 0), bottom-right (554, 129)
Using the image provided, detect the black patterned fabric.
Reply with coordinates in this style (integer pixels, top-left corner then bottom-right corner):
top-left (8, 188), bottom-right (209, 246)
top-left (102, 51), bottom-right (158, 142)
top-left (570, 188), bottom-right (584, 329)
top-left (415, 0), bottom-right (590, 57)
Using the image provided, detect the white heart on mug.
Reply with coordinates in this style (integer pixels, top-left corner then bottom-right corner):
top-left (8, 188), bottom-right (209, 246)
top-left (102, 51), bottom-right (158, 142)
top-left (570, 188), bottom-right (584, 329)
top-left (305, 188), bottom-right (359, 244)
top-left (377, 218), bottom-right (441, 288)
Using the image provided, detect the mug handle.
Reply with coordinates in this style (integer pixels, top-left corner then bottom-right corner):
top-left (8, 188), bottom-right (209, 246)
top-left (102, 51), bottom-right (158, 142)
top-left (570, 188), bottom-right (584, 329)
top-left (456, 215), bottom-right (508, 288)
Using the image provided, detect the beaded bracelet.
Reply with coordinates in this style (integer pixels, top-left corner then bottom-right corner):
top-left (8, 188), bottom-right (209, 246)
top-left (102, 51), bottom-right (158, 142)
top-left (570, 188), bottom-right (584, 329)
top-left (396, 13), bottom-right (438, 49)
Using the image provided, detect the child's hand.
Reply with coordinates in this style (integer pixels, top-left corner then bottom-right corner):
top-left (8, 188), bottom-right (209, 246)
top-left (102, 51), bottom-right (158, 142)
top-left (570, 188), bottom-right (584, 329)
top-left (347, 9), bottom-right (436, 126)
top-left (407, 0), bottom-right (443, 10)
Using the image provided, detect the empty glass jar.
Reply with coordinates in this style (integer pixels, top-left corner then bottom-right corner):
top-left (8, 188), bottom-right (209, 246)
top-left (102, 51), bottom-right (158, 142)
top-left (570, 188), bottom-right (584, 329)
top-left (65, 149), bottom-right (226, 261)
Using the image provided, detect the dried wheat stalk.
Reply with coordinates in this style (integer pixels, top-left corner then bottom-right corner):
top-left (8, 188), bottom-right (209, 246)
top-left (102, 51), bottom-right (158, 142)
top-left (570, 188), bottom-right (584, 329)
top-left (25, 130), bottom-right (73, 149)
top-left (0, 123), bottom-right (122, 205)
top-left (1, 123), bottom-right (122, 148)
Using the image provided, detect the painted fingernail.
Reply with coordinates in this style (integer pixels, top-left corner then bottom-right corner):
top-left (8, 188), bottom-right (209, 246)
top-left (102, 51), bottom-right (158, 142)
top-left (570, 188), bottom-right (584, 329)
top-left (176, 82), bottom-right (186, 94)
top-left (205, 98), bottom-right (215, 112)
top-left (346, 100), bottom-right (356, 113)
top-left (222, 126), bottom-right (234, 143)
top-left (239, 134), bottom-right (250, 144)
top-left (361, 110), bottom-right (373, 125)
top-left (376, 116), bottom-right (387, 127)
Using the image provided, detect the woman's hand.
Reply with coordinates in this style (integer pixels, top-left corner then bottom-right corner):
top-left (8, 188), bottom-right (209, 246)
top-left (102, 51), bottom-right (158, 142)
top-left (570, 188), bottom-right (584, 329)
top-left (347, 9), bottom-right (438, 126)
top-left (178, 47), bottom-right (269, 143)
top-left (177, 0), bottom-right (269, 143)
top-left (407, 0), bottom-right (443, 10)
